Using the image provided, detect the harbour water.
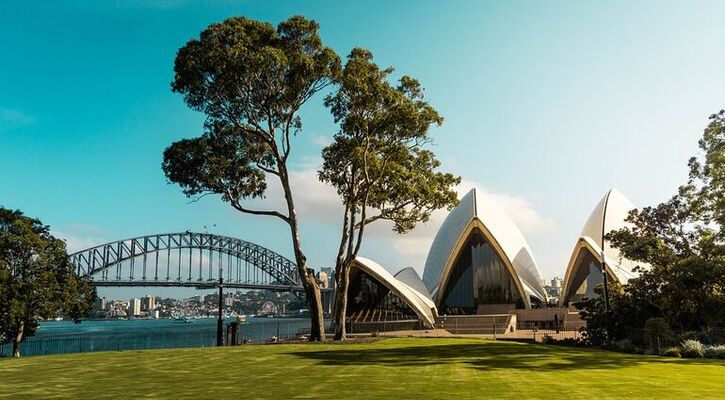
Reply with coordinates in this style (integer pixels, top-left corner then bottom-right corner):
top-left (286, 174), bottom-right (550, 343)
top-left (1, 317), bottom-right (317, 357)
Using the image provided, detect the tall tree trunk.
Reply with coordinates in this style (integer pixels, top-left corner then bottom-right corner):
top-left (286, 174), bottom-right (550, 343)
top-left (12, 320), bottom-right (24, 358)
top-left (278, 165), bottom-right (325, 341)
top-left (305, 276), bottom-right (325, 341)
top-left (333, 263), bottom-right (351, 340)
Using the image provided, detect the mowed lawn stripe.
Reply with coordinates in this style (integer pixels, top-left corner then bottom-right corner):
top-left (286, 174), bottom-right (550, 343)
top-left (0, 338), bottom-right (722, 399)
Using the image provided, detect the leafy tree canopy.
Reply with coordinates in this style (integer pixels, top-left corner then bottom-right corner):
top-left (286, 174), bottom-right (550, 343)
top-left (0, 207), bottom-right (95, 356)
top-left (581, 111), bottom-right (725, 345)
top-left (162, 15), bottom-right (341, 341)
top-left (164, 15), bottom-right (341, 214)
top-left (319, 48), bottom-right (459, 339)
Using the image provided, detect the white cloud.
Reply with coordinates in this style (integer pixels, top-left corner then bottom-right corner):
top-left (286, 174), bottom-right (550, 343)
top-left (251, 167), bottom-right (555, 273)
top-left (52, 224), bottom-right (107, 253)
top-left (312, 135), bottom-right (332, 147)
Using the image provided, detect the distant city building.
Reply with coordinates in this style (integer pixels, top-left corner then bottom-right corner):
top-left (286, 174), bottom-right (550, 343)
top-left (141, 295), bottom-right (156, 312)
top-left (95, 296), bottom-right (108, 311)
top-left (318, 271), bottom-right (329, 289)
top-left (128, 298), bottom-right (141, 317)
top-left (321, 267), bottom-right (334, 289)
top-left (224, 293), bottom-right (234, 307)
top-left (551, 277), bottom-right (563, 291)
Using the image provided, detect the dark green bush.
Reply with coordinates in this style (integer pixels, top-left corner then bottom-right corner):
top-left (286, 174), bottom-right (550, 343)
top-left (643, 318), bottom-right (672, 352)
top-left (615, 338), bottom-right (635, 353)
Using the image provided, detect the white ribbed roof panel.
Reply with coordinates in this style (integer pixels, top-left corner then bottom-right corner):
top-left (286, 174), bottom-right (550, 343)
top-left (422, 188), bottom-right (547, 306)
top-left (560, 188), bottom-right (650, 305)
top-left (354, 257), bottom-right (437, 327)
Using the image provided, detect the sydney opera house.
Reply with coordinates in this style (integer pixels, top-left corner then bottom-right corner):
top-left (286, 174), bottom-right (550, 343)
top-left (342, 187), bottom-right (648, 331)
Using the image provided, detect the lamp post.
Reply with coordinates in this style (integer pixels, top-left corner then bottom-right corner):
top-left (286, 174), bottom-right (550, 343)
top-left (217, 264), bottom-right (224, 346)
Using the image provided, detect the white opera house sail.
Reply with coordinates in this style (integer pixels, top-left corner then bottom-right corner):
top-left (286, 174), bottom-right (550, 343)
top-left (559, 188), bottom-right (650, 306)
top-left (422, 188), bottom-right (547, 313)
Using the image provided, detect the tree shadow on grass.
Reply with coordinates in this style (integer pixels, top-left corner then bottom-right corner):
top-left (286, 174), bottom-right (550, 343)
top-left (288, 341), bottom-right (723, 371)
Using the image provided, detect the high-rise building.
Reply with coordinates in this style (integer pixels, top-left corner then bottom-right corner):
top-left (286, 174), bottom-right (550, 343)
top-left (141, 295), bottom-right (156, 312)
top-left (551, 277), bottom-right (563, 293)
top-left (128, 298), bottom-right (141, 317)
top-left (321, 267), bottom-right (334, 289)
top-left (318, 271), bottom-right (329, 289)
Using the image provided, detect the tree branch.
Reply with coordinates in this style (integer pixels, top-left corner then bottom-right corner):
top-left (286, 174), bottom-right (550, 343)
top-left (229, 198), bottom-right (289, 223)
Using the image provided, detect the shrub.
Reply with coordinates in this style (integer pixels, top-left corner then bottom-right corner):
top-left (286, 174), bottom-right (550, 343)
top-left (643, 318), bottom-right (672, 352)
top-left (662, 347), bottom-right (681, 358)
top-left (615, 338), bottom-right (636, 353)
top-left (703, 344), bottom-right (725, 359)
top-left (681, 339), bottom-right (704, 358)
top-left (540, 335), bottom-right (584, 347)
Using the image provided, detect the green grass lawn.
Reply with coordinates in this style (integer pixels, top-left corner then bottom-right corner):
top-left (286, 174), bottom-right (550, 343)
top-left (1, 337), bottom-right (722, 399)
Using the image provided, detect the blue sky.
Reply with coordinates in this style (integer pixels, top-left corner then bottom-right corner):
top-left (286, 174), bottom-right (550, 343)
top-left (1, 1), bottom-right (724, 298)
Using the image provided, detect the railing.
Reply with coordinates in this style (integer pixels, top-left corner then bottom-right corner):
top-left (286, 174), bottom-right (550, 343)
top-left (433, 316), bottom-right (586, 341)
top-left (436, 315), bottom-right (512, 335)
top-left (348, 320), bottom-right (423, 334)
top-left (0, 319), bottom-right (330, 357)
top-left (0, 328), bottom-right (217, 357)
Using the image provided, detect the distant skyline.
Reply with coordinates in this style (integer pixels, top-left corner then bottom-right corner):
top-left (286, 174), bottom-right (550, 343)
top-left (2, 1), bottom-right (725, 299)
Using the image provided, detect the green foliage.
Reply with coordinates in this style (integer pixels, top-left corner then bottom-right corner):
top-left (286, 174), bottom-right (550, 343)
top-left (163, 15), bottom-right (340, 209)
top-left (662, 346), bottom-right (681, 357)
top-left (161, 15), bottom-right (342, 341)
top-left (320, 47), bottom-right (459, 234)
top-left (0, 207), bottom-right (96, 356)
top-left (541, 335), bottom-right (586, 347)
top-left (614, 338), bottom-right (635, 353)
top-left (319, 48), bottom-right (460, 339)
top-left (581, 111), bottom-right (725, 348)
top-left (318, 48), bottom-right (459, 339)
top-left (681, 339), bottom-right (705, 358)
top-left (644, 318), bottom-right (673, 351)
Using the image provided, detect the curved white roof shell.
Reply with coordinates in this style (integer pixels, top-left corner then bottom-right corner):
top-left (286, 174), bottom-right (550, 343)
top-left (353, 257), bottom-right (437, 327)
top-left (394, 267), bottom-right (433, 302)
top-left (422, 188), bottom-right (547, 308)
top-left (560, 188), bottom-right (650, 305)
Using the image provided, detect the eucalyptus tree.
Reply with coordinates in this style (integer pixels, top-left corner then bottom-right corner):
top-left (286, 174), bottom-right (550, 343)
top-left (320, 48), bottom-right (460, 340)
top-left (580, 111), bottom-right (725, 344)
top-left (162, 16), bottom-right (340, 341)
top-left (0, 207), bottom-right (95, 357)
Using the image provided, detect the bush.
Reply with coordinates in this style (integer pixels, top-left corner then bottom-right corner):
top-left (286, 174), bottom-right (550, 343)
top-left (643, 318), bottom-right (672, 352)
top-left (542, 334), bottom-right (555, 344)
top-left (681, 339), bottom-right (704, 358)
top-left (615, 338), bottom-right (636, 353)
top-left (703, 344), bottom-right (725, 359)
top-left (662, 347), bottom-right (681, 357)
top-left (540, 335), bottom-right (585, 347)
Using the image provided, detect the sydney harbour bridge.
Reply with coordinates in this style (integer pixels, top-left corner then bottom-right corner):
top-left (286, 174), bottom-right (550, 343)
top-left (68, 231), bottom-right (318, 293)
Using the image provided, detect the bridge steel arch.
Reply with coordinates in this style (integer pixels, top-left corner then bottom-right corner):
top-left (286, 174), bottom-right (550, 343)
top-left (68, 232), bottom-right (303, 291)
